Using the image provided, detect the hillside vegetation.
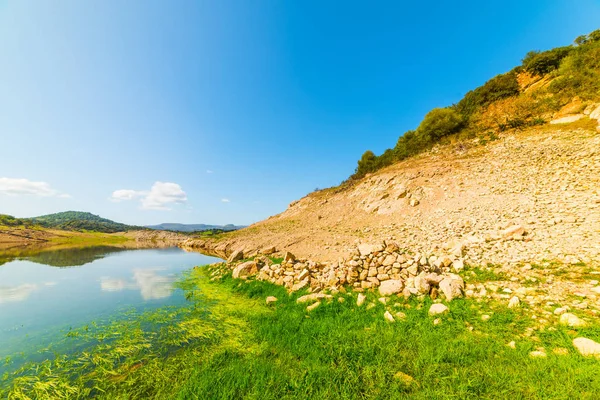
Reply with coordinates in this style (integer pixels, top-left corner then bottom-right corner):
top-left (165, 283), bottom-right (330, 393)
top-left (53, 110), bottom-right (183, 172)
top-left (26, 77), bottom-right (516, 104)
top-left (24, 211), bottom-right (140, 233)
top-left (352, 29), bottom-right (600, 179)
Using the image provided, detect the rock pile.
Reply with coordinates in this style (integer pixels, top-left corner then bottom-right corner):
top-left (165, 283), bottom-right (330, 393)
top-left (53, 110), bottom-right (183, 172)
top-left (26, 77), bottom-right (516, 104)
top-left (222, 241), bottom-right (466, 301)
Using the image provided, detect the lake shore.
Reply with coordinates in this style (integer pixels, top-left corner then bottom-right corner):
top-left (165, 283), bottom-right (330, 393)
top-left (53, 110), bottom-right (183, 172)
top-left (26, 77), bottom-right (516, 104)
top-left (3, 264), bottom-right (600, 399)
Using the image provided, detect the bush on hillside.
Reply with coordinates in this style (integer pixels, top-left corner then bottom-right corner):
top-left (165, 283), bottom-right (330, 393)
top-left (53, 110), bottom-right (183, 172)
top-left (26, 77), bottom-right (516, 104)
top-left (0, 214), bottom-right (29, 227)
top-left (549, 39), bottom-right (600, 100)
top-left (416, 108), bottom-right (465, 142)
top-left (522, 46), bottom-right (573, 76)
top-left (454, 70), bottom-right (520, 117)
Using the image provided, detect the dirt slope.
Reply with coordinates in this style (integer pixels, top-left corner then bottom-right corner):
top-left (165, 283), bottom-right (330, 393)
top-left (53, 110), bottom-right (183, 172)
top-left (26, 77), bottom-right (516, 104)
top-left (185, 121), bottom-right (600, 268)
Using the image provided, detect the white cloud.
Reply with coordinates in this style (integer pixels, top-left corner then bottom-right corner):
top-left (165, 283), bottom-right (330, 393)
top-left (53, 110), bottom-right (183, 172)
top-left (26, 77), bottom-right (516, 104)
top-left (221, 198), bottom-right (230, 203)
top-left (110, 189), bottom-right (145, 202)
top-left (206, 169), bottom-right (214, 174)
top-left (111, 181), bottom-right (187, 211)
top-left (0, 177), bottom-right (70, 198)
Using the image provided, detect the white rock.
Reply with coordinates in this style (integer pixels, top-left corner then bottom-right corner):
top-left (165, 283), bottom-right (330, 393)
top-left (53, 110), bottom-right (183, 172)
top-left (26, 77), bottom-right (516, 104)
top-left (384, 311), bottom-right (395, 322)
top-left (379, 279), bottom-right (404, 296)
top-left (428, 303), bottom-right (449, 316)
top-left (481, 314), bottom-right (490, 321)
top-left (357, 293), bottom-right (366, 307)
top-left (553, 307), bottom-right (567, 315)
top-left (452, 259), bottom-right (464, 272)
top-left (266, 296), bottom-right (278, 305)
top-left (439, 275), bottom-right (464, 301)
top-left (559, 313), bottom-right (586, 327)
top-left (358, 243), bottom-right (383, 256)
top-left (508, 296), bottom-right (520, 308)
top-left (297, 293), bottom-right (332, 304)
top-left (573, 337), bottom-right (600, 357)
top-left (507, 341), bottom-right (516, 349)
top-left (550, 114), bottom-right (584, 124)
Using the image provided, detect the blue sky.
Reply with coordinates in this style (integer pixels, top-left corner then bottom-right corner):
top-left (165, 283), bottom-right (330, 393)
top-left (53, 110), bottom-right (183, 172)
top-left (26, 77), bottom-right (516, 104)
top-left (1, 0), bottom-right (599, 226)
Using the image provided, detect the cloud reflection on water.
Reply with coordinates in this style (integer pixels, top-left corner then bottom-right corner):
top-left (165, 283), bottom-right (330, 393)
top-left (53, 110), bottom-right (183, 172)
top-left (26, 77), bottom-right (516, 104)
top-left (100, 268), bottom-right (176, 300)
top-left (0, 284), bottom-right (38, 304)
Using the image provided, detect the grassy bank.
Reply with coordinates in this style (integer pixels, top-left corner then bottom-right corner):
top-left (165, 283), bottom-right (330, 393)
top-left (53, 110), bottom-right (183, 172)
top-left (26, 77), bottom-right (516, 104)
top-left (2, 267), bottom-right (600, 399)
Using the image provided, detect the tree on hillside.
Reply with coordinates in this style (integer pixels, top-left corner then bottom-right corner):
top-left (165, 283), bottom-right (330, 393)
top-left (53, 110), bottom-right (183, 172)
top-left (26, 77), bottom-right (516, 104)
top-left (354, 150), bottom-right (377, 177)
top-left (416, 108), bottom-right (464, 142)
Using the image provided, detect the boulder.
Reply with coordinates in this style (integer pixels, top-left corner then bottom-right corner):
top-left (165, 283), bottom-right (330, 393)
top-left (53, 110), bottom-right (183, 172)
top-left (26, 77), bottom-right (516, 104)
top-left (573, 337), bottom-right (600, 357)
top-left (261, 246), bottom-right (276, 255)
top-left (559, 313), bottom-right (586, 327)
top-left (508, 296), bottom-right (520, 308)
top-left (227, 249), bottom-right (244, 263)
top-left (266, 296), bottom-right (278, 305)
top-left (452, 259), bottom-right (464, 272)
top-left (439, 275), bottom-right (465, 301)
top-left (232, 261), bottom-right (258, 279)
top-left (379, 279), bottom-right (404, 296)
top-left (290, 279), bottom-right (309, 293)
top-left (306, 301), bottom-right (321, 312)
top-left (358, 243), bottom-right (384, 256)
top-left (283, 251), bottom-right (296, 263)
top-left (428, 303), bottom-right (449, 316)
top-left (356, 293), bottom-right (366, 306)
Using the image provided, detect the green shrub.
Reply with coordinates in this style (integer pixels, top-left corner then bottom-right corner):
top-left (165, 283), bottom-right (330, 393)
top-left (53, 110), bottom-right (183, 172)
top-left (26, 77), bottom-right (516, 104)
top-left (522, 46), bottom-right (573, 76)
top-left (549, 39), bottom-right (600, 100)
top-left (416, 108), bottom-right (465, 142)
top-left (454, 70), bottom-right (520, 117)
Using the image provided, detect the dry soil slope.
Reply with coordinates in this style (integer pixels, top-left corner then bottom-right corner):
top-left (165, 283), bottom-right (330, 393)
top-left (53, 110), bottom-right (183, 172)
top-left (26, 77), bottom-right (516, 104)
top-left (189, 122), bottom-right (600, 268)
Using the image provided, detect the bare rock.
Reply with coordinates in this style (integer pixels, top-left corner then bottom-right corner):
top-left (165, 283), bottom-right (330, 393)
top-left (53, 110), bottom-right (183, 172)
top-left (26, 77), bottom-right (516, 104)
top-left (508, 296), bottom-right (520, 308)
top-left (573, 337), bottom-right (600, 357)
top-left (283, 251), bottom-right (296, 263)
top-left (227, 249), bottom-right (244, 263)
top-left (358, 243), bottom-right (384, 256)
top-left (297, 293), bottom-right (333, 304)
top-left (357, 293), bottom-right (366, 306)
top-left (384, 311), bottom-right (395, 322)
top-left (306, 301), bottom-right (321, 312)
top-left (501, 225), bottom-right (526, 239)
top-left (261, 246), bottom-right (276, 255)
top-left (428, 303), bottom-right (449, 316)
top-left (559, 313), bottom-right (586, 327)
top-left (232, 261), bottom-right (258, 279)
top-left (290, 279), bottom-right (309, 293)
top-left (379, 279), bottom-right (404, 296)
top-left (266, 296), bottom-right (278, 305)
top-left (439, 275), bottom-right (464, 301)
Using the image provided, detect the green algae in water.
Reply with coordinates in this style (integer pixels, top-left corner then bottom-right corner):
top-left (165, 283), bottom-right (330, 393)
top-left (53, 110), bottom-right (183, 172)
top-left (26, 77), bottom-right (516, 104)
top-left (0, 268), bottom-right (268, 399)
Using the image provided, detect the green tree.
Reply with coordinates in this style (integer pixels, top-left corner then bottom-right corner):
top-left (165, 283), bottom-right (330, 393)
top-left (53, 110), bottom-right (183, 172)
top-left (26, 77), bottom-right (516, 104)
top-left (416, 108), bottom-right (464, 142)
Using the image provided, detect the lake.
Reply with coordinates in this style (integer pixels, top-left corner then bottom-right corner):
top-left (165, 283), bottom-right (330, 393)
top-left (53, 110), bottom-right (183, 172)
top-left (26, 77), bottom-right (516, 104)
top-left (0, 246), bottom-right (221, 360)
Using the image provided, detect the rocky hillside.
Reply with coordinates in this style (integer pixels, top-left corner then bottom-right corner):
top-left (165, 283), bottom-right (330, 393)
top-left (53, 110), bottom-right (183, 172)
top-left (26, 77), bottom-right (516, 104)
top-left (185, 117), bottom-right (600, 266)
top-left (184, 115), bottom-right (600, 336)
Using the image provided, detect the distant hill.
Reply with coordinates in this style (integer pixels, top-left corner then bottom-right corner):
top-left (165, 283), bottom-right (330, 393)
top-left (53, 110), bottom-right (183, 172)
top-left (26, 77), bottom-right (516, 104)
top-left (146, 223), bottom-right (245, 233)
top-left (26, 211), bottom-right (140, 233)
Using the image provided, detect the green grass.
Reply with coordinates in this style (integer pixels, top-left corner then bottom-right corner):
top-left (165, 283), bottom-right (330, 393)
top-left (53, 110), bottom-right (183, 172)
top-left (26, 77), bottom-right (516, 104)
top-left (3, 267), bottom-right (600, 399)
top-left (460, 264), bottom-right (508, 283)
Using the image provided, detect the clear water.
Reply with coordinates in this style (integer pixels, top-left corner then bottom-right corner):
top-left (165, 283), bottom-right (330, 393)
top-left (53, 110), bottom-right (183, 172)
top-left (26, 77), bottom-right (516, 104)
top-left (0, 246), bottom-right (221, 359)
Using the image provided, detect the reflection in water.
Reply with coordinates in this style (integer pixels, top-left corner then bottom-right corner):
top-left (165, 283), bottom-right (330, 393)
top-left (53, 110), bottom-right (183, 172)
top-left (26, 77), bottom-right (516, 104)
top-left (0, 284), bottom-right (37, 304)
top-left (100, 269), bottom-right (177, 300)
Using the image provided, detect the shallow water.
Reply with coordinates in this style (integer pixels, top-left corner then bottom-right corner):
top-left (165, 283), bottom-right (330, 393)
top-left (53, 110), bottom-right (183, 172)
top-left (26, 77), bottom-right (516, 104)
top-left (0, 246), bottom-right (221, 359)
